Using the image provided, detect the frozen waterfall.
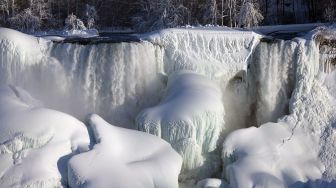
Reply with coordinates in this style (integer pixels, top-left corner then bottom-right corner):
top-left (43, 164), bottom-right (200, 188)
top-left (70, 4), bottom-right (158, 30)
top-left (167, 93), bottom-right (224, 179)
top-left (1, 26), bottom-right (336, 188)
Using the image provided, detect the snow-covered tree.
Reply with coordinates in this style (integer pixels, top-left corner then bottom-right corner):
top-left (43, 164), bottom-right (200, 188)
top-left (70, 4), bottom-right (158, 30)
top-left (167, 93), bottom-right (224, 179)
top-left (8, 8), bottom-right (40, 32)
top-left (237, 0), bottom-right (263, 28)
top-left (65, 13), bottom-right (86, 30)
top-left (202, 0), bottom-right (218, 25)
top-left (84, 4), bottom-right (98, 29)
top-left (132, 0), bottom-right (190, 31)
top-left (0, 0), bottom-right (9, 16)
top-left (29, 0), bottom-right (51, 21)
top-left (225, 0), bottom-right (239, 27)
top-left (324, 4), bottom-right (336, 22)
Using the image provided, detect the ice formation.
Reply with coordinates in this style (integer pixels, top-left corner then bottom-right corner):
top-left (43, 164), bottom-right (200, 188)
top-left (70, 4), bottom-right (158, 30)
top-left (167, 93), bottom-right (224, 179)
top-left (68, 114), bottom-right (182, 188)
top-left (0, 27), bottom-right (165, 129)
top-left (1, 25), bottom-right (336, 188)
top-left (143, 28), bottom-right (261, 80)
top-left (222, 32), bottom-right (336, 187)
top-left (136, 71), bottom-right (224, 180)
top-left (0, 85), bottom-right (89, 187)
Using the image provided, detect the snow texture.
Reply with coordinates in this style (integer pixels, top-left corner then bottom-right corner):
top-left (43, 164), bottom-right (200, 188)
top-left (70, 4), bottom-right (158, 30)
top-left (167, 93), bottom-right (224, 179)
top-left (136, 71), bottom-right (224, 180)
top-left (68, 114), bottom-right (182, 188)
top-left (142, 28), bottom-right (262, 81)
top-left (0, 85), bottom-right (89, 187)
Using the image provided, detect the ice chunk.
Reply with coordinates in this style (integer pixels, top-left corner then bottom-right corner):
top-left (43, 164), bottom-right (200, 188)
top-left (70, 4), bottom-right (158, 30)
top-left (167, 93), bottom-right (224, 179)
top-left (136, 71), bottom-right (224, 180)
top-left (0, 85), bottom-right (90, 187)
top-left (68, 114), bottom-right (182, 188)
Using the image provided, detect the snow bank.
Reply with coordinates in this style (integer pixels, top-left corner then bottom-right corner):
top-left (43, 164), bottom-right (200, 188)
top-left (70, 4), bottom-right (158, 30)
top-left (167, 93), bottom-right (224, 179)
top-left (223, 122), bottom-right (323, 188)
top-left (0, 85), bottom-right (89, 187)
top-left (136, 71), bottom-right (224, 180)
top-left (68, 114), bottom-right (182, 188)
top-left (0, 27), bottom-right (48, 73)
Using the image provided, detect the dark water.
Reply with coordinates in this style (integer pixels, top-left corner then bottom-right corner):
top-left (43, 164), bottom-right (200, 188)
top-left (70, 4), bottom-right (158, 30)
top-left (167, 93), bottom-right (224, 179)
top-left (57, 32), bottom-right (140, 44)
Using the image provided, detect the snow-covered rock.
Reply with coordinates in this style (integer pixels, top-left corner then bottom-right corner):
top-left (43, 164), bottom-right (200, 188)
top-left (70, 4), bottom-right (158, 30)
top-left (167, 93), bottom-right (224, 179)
top-left (136, 71), bottom-right (224, 180)
top-left (223, 122), bottom-right (323, 188)
top-left (0, 85), bottom-right (90, 187)
top-left (68, 114), bottom-right (182, 188)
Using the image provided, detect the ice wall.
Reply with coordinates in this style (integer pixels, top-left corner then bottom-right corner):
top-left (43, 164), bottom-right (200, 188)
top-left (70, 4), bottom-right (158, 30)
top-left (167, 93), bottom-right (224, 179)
top-left (144, 28), bottom-right (261, 81)
top-left (46, 42), bottom-right (165, 128)
top-left (0, 28), bottom-right (165, 129)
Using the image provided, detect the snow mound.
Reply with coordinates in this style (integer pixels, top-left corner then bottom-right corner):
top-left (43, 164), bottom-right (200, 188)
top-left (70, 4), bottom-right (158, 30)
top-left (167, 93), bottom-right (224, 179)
top-left (223, 122), bottom-right (323, 188)
top-left (0, 27), bottom-right (47, 65)
top-left (197, 178), bottom-right (229, 188)
top-left (136, 71), bottom-right (224, 180)
top-left (68, 114), bottom-right (182, 188)
top-left (0, 85), bottom-right (90, 187)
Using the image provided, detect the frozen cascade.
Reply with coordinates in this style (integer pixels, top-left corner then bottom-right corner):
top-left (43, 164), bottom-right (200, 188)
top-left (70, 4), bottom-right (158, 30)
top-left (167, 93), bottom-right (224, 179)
top-left (46, 42), bottom-right (165, 128)
top-left (0, 28), bottom-right (166, 129)
top-left (319, 42), bottom-right (336, 73)
top-left (247, 39), bottom-right (296, 126)
top-left (222, 32), bottom-right (336, 187)
top-left (145, 29), bottom-right (261, 81)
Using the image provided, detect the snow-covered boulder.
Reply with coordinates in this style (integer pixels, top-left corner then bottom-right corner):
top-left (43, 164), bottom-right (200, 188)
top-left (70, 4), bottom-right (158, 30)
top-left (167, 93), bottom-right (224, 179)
top-left (136, 71), bottom-right (225, 180)
top-left (222, 122), bottom-right (323, 188)
top-left (0, 85), bottom-right (90, 187)
top-left (68, 114), bottom-right (182, 188)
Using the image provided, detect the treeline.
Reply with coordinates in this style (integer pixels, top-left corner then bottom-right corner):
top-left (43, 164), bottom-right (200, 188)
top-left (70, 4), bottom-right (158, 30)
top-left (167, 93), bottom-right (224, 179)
top-left (0, 0), bottom-right (335, 32)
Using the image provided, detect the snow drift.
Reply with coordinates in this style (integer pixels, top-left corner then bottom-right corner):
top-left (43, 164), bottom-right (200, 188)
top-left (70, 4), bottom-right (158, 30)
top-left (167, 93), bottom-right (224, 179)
top-left (0, 85), bottom-right (89, 187)
top-left (68, 114), bottom-right (182, 188)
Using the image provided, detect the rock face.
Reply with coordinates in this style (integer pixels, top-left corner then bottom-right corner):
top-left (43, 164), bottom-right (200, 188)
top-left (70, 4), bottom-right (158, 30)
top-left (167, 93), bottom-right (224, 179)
top-left (0, 85), bottom-right (90, 187)
top-left (136, 71), bottom-right (225, 180)
top-left (68, 114), bottom-right (182, 188)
